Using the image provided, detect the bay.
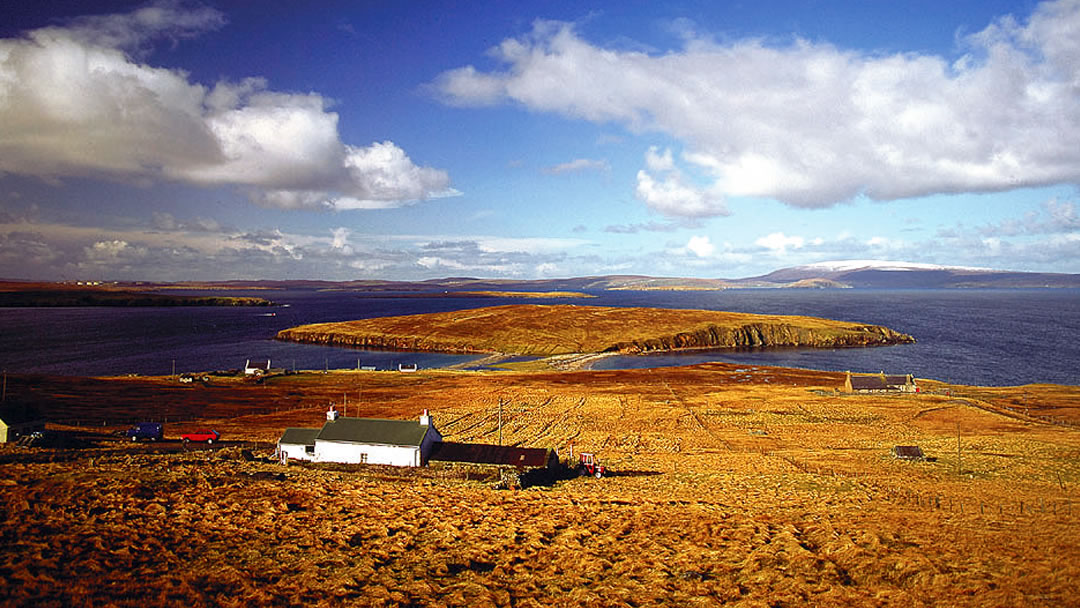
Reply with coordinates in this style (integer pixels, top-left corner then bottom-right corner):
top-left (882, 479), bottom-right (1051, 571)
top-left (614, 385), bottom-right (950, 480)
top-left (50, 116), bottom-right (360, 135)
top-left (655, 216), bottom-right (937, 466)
top-left (0, 288), bottom-right (1077, 386)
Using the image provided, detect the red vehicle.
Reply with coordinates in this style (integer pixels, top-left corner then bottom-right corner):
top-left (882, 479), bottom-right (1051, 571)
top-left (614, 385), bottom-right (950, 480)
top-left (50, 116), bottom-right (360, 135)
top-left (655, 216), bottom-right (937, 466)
top-left (577, 453), bottom-right (606, 478)
top-left (181, 429), bottom-right (220, 444)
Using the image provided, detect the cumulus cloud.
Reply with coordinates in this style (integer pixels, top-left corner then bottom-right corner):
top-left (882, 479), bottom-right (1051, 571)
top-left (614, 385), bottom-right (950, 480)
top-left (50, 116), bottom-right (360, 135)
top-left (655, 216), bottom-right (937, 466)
top-left (634, 148), bottom-right (729, 217)
top-left (755, 232), bottom-right (806, 254)
top-left (685, 235), bottom-right (715, 257)
top-left (434, 2), bottom-right (1080, 207)
top-left (0, 2), bottom-right (454, 211)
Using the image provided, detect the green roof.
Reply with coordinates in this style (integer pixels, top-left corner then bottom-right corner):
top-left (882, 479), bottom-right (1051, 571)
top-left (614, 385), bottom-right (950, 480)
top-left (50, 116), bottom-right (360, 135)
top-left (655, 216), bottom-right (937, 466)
top-left (316, 417), bottom-right (431, 447)
top-left (279, 427), bottom-right (320, 446)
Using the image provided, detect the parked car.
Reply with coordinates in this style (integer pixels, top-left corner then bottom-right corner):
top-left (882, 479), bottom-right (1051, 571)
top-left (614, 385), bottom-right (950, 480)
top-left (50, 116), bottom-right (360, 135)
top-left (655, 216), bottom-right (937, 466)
top-left (181, 429), bottom-right (220, 444)
top-left (126, 422), bottom-right (163, 442)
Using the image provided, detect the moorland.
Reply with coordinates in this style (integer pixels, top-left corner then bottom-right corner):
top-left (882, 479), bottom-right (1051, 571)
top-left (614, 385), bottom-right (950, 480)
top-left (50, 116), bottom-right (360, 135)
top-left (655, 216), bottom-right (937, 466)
top-left (2, 362), bottom-right (1078, 607)
top-left (277, 304), bottom-right (915, 357)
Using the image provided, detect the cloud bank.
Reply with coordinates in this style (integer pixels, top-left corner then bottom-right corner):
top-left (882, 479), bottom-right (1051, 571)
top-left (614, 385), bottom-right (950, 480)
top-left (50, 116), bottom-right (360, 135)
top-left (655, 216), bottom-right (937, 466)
top-left (434, 1), bottom-right (1080, 212)
top-left (0, 1), bottom-right (454, 211)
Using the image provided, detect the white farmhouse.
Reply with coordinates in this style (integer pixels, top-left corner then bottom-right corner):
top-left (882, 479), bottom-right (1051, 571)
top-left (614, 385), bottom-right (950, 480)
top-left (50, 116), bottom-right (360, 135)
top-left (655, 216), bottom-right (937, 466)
top-left (277, 408), bottom-right (442, 467)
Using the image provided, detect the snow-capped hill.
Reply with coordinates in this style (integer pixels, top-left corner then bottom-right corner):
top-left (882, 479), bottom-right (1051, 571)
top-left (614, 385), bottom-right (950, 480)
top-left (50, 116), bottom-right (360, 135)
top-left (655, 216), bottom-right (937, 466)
top-left (797, 260), bottom-right (993, 273)
top-left (745, 260), bottom-right (1080, 288)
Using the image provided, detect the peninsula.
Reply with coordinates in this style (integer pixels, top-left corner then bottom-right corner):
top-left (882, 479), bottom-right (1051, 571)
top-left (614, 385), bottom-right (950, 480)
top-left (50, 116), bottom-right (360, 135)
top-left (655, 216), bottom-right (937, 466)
top-left (0, 283), bottom-right (273, 307)
top-left (276, 304), bottom-right (914, 356)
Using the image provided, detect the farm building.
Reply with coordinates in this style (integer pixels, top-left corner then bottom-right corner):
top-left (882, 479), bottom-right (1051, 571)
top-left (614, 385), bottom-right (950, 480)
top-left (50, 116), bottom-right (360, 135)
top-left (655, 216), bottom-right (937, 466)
top-left (844, 371), bottom-right (918, 393)
top-left (428, 442), bottom-right (558, 469)
top-left (277, 408), bottom-right (442, 467)
top-left (892, 445), bottom-right (926, 461)
top-left (428, 442), bottom-right (561, 487)
top-left (0, 404), bottom-right (45, 443)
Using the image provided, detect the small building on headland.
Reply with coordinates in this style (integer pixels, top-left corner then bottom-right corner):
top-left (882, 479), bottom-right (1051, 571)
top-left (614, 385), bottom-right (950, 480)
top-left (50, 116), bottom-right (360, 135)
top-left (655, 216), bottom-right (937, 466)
top-left (277, 408), bottom-right (442, 467)
top-left (844, 371), bottom-right (918, 393)
top-left (245, 359), bottom-right (272, 376)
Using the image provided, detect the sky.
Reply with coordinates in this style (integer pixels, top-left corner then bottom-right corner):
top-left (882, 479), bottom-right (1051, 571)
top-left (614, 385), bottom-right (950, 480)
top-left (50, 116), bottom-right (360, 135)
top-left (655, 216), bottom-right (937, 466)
top-left (1, 0), bottom-right (1078, 282)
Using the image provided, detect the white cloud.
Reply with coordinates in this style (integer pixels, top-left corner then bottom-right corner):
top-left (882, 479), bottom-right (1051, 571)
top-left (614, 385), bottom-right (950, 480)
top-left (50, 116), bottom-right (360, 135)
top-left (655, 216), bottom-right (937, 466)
top-left (755, 232), bottom-right (805, 254)
top-left (330, 227), bottom-right (351, 253)
top-left (979, 197), bottom-right (1080, 236)
top-left (0, 3), bottom-right (453, 211)
top-left (470, 236), bottom-right (588, 254)
top-left (685, 235), bottom-right (715, 257)
top-left (434, 2), bottom-right (1080, 207)
top-left (634, 147), bottom-right (728, 217)
top-left (543, 158), bottom-right (610, 175)
top-left (85, 239), bottom-right (131, 260)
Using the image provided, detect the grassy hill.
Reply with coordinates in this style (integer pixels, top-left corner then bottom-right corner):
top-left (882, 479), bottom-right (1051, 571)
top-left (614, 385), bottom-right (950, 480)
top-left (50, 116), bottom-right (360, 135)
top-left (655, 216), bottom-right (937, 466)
top-left (276, 304), bottom-right (915, 356)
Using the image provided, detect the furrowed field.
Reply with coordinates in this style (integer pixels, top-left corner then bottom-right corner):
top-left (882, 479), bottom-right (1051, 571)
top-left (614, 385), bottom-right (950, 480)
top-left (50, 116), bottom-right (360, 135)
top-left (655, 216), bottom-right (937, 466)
top-left (2, 362), bottom-right (1078, 607)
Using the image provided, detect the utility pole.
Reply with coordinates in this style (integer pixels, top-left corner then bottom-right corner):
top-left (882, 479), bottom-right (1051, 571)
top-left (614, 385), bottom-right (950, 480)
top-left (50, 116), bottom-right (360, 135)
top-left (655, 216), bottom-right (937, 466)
top-left (498, 398), bottom-right (503, 446)
top-left (956, 421), bottom-right (962, 476)
top-left (172, 359), bottom-right (176, 376)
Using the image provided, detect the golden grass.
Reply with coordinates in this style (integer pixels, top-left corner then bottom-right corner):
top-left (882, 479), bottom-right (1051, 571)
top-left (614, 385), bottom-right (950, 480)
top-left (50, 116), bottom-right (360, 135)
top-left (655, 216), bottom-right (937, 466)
top-left (277, 304), bottom-right (914, 356)
top-left (2, 364), bottom-right (1078, 606)
top-left (443, 290), bottom-right (595, 299)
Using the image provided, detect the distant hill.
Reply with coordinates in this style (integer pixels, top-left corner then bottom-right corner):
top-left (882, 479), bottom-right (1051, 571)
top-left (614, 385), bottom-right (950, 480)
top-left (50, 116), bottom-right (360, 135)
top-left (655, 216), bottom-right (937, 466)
top-left (8, 260), bottom-right (1079, 294)
top-left (741, 260), bottom-right (1080, 289)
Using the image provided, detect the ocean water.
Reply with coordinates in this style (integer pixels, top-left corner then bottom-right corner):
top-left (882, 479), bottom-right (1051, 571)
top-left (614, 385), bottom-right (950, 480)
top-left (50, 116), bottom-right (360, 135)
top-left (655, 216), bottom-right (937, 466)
top-left (0, 288), bottom-right (1077, 386)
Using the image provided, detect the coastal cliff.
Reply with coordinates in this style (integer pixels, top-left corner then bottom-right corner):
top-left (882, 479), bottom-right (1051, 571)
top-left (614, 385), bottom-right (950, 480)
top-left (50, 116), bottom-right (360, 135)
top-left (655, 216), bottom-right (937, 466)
top-left (276, 304), bottom-right (914, 356)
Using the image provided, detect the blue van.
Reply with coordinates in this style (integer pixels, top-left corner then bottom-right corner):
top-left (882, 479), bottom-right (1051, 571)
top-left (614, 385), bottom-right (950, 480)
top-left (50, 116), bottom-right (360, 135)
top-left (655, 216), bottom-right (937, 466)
top-left (127, 422), bottom-right (163, 442)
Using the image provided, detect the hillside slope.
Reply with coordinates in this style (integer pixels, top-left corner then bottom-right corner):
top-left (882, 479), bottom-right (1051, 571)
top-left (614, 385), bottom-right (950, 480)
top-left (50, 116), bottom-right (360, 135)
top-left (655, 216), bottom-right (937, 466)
top-left (276, 304), bottom-right (914, 356)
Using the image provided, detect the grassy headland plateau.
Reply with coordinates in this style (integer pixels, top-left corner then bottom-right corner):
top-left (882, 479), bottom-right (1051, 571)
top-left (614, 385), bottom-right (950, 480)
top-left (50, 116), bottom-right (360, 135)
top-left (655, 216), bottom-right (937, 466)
top-left (0, 282), bottom-right (272, 307)
top-left (276, 304), bottom-right (914, 357)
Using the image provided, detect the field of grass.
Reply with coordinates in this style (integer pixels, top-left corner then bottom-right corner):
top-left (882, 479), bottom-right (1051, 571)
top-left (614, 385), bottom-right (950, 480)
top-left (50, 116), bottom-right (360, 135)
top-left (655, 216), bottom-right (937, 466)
top-left (1, 363), bottom-right (1078, 606)
top-left (277, 304), bottom-right (915, 357)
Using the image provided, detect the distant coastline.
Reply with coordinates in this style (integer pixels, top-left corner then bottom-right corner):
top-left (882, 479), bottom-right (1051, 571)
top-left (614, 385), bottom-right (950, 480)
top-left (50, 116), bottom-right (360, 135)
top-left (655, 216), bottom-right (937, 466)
top-left (0, 285), bottom-right (273, 307)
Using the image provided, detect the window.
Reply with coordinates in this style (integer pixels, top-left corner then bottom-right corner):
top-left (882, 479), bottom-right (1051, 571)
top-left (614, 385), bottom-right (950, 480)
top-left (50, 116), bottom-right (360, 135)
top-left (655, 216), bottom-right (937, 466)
top-left (360, 453), bottom-right (368, 463)
top-left (305, 445), bottom-right (314, 455)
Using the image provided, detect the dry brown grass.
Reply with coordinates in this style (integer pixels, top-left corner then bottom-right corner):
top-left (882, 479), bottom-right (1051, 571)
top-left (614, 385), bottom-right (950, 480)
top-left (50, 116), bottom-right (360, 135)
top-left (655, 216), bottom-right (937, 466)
top-left (2, 364), bottom-right (1078, 606)
top-left (277, 304), bottom-right (914, 356)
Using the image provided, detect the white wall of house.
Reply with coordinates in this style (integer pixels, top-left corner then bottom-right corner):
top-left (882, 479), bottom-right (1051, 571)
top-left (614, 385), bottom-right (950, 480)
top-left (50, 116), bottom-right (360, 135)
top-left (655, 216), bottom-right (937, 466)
top-left (315, 440), bottom-right (421, 467)
top-left (278, 442), bottom-right (315, 461)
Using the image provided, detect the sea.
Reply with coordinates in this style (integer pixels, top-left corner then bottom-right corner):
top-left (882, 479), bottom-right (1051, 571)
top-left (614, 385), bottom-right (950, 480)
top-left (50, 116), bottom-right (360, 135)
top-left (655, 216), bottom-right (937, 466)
top-left (0, 289), bottom-right (1077, 387)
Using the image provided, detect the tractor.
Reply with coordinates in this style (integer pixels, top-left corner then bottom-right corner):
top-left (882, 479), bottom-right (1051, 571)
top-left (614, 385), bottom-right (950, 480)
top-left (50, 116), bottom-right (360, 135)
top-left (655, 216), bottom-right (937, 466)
top-left (577, 453), bottom-right (607, 478)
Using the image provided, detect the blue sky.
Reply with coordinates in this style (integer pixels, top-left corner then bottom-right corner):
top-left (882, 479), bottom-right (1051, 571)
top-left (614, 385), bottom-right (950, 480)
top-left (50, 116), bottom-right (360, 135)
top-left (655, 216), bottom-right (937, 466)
top-left (1, 0), bottom-right (1078, 281)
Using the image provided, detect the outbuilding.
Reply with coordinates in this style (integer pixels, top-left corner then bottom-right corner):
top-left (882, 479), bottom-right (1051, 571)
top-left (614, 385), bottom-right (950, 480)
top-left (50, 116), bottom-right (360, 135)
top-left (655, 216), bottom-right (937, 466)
top-left (0, 404), bottom-right (45, 443)
top-left (844, 371), bottom-right (918, 393)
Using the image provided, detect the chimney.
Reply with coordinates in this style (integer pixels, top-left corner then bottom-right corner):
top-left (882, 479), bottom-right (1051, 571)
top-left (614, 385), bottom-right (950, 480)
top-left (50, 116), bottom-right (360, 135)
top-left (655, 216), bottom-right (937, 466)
top-left (419, 409), bottom-right (431, 426)
top-left (326, 405), bottom-right (339, 421)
